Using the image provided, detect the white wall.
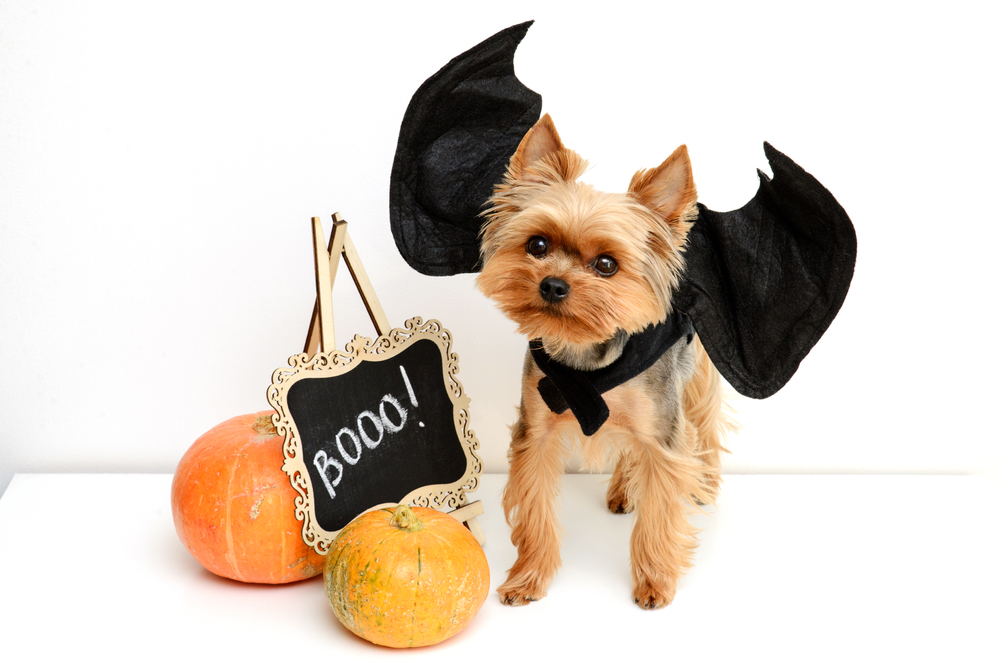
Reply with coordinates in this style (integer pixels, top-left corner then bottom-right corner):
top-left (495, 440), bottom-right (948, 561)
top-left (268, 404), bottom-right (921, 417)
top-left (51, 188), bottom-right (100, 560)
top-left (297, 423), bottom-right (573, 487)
top-left (2, 1), bottom-right (998, 497)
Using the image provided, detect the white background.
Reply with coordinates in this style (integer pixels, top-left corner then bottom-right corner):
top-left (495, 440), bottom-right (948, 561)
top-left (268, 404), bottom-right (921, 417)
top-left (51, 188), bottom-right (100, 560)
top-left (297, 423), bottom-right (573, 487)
top-left (2, 0), bottom-right (998, 497)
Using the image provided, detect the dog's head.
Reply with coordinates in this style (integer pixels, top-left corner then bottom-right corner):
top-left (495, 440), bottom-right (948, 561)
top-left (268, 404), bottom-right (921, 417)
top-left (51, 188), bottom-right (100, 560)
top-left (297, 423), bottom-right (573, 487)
top-left (476, 114), bottom-right (698, 349)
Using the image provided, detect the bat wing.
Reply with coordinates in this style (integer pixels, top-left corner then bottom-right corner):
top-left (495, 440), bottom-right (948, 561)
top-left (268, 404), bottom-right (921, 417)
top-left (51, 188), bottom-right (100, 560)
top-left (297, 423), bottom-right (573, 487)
top-left (674, 143), bottom-right (857, 398)
top-left (387, 24), bottom-right (856, 400)
top-left (389, 21), bottom-right (542, 276)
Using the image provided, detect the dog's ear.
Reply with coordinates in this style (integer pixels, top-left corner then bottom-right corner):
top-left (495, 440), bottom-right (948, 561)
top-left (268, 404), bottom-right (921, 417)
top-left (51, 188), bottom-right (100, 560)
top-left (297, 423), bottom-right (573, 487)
top-left (508, 114), bottom-right (583, 184)
top-left (628, 145), bottom-right (698, 237)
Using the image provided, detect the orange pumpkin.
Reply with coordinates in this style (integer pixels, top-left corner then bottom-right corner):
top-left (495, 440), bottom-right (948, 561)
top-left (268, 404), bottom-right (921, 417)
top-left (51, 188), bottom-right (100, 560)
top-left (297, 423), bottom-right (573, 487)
top-left (324, 505), bottom-right (489, 648)
top-left (171, 411), bottom-right (325, 584)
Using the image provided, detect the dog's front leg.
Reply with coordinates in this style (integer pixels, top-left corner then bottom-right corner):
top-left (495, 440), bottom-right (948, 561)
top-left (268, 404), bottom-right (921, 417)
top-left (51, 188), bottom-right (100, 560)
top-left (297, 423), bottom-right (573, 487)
top-left (497, 411), bottom-right (566, 606)
top-left (606, 448), bottom-right (637, 513)
top-left (628, 418), bottom-right (703, 609)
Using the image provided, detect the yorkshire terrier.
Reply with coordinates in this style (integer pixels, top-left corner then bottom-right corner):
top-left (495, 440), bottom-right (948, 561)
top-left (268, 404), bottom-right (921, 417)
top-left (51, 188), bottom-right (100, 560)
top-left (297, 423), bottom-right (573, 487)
top-left (476, 114), bottom-right (733, 609)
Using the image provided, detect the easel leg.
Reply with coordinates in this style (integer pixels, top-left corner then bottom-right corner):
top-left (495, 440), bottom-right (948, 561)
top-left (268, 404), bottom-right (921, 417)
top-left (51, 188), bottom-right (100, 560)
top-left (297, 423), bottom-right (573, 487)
top-left (448, 500), bottom-right (485, 546)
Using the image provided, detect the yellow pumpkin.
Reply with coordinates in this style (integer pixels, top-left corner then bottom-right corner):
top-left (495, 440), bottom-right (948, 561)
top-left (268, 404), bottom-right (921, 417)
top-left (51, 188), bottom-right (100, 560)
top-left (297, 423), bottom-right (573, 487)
top-left (324, 505), bottom-right (489, 648)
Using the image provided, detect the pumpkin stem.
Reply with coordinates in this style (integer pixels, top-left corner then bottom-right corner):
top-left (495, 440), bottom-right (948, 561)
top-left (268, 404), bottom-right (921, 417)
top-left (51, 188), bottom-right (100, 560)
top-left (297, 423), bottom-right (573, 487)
top-left (252, 414), bottom-right (278, 437)
top-left (390, 505), bottom-right (424, 532)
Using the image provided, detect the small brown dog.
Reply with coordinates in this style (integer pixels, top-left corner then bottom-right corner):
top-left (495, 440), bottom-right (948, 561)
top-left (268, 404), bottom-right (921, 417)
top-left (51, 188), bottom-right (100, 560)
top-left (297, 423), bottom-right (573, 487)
top-left (476, 114), bottom-right (734, 609)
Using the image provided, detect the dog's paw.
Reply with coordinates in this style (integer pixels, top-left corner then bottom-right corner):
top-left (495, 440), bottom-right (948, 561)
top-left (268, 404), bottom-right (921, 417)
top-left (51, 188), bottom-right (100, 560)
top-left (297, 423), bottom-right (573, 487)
top-left (632, 577), bottom-right (675, 610)
top-left (607, 497), bottom-right (630, 514)
top-left (497, 558), bottom-right (556, 607)
top-left (692, 494), bottom-right (714, 507)
top-left (497, 582), bottom-right (543, 607)
top-left (606, 487), bottom-right (632, 514)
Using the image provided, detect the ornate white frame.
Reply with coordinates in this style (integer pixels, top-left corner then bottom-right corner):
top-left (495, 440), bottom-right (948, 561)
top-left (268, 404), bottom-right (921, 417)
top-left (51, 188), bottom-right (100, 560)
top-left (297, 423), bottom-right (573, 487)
top-left (267, 317), bottom-right (482, 554)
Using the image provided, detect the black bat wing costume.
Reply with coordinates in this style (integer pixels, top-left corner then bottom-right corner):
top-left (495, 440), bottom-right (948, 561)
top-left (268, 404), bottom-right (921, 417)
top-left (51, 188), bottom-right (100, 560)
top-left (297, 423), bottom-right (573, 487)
top-left (389, 21), bottom-right (856, 434)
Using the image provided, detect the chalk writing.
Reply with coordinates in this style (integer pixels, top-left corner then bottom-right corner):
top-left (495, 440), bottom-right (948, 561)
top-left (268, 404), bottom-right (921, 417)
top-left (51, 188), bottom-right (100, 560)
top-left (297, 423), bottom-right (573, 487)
top-left (312, 366), bottom-right (417, 500)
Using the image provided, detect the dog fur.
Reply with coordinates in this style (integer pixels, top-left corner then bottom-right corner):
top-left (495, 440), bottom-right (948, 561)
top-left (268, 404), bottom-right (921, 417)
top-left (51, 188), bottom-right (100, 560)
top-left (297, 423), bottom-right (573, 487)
top-left (476, 114), bottom-right (734, 609)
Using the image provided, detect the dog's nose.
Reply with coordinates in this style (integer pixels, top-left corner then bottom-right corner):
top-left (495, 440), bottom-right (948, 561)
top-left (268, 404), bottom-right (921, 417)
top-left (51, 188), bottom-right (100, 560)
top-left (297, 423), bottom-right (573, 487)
top-left (539, 276), bottom-right (570, 303)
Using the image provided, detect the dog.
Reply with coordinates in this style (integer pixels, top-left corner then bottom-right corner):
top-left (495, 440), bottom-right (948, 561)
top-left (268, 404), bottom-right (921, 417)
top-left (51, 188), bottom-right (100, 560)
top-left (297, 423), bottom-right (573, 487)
top-left (476, 114), bottom-right (734, 609)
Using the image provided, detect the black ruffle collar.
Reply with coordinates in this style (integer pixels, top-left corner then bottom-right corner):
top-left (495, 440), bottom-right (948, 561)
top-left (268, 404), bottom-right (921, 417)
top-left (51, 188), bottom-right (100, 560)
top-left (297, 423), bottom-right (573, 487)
top-left (529, 311), bottom-right (694, 436)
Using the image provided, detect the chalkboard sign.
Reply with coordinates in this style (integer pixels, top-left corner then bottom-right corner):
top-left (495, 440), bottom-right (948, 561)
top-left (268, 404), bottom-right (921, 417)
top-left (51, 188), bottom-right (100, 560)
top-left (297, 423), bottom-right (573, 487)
top-left (267, 317), bottom-right (482, 554)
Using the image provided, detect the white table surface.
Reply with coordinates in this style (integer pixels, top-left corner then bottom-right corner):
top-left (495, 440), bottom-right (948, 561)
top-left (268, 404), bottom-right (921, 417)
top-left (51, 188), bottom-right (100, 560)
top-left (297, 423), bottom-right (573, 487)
top-left (1, 473), bottom-right (997, 666)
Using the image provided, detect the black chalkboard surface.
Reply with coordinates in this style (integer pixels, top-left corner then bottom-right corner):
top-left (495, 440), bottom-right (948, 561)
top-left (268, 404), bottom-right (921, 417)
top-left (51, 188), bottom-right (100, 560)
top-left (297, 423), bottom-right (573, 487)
top-left (268, 317), bottom-right (481, 553)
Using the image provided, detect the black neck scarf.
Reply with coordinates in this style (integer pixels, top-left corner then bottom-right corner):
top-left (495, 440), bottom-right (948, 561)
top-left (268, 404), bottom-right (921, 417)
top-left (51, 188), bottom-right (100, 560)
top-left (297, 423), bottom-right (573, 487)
top-left (529, 311), bottom-right (695, 436)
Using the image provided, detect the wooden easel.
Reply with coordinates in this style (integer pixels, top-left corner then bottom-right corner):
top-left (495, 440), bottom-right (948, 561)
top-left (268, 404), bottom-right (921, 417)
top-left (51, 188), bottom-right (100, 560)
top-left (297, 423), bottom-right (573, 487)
top-left (305, 212), bottom-right (391, 356)
top-left (305, 213), bottom-right (485, 544)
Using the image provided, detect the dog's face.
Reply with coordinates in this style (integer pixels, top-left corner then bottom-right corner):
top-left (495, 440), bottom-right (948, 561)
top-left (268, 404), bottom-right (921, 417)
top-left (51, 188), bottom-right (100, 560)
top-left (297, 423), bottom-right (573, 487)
top-left (476, 115), bottom-right (699, 347)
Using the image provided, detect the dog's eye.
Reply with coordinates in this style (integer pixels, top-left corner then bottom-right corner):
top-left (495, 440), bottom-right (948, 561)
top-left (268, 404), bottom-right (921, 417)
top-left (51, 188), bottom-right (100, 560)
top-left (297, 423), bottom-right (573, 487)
top-left (526, 236), bottom-right (549, 257)
top-left (592, 255), bottom-right (618, 276)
